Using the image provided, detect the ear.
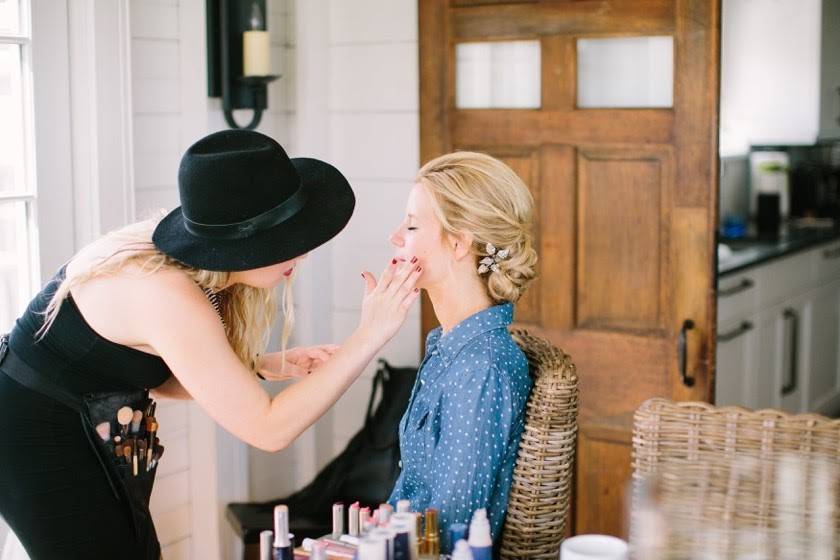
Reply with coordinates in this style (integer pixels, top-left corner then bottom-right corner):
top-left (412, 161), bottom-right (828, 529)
top-left (448, 231), bottom-right (474, 262)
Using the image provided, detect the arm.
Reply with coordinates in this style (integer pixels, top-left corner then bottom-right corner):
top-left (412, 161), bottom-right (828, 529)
top-left (427, 363), bottom-right (514, 539)
top-left (138, 260), bottom-right (421, 452)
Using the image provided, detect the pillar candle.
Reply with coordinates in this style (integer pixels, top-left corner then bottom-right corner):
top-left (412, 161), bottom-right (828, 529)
top-left (243, 30), bottom-right (270, 76)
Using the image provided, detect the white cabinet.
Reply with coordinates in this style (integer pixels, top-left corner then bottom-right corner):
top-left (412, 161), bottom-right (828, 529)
top-left (806, 281), bottom-right (840, 411)
top-left (754, 297), bottom-right (808, 413)
top-left (716, 243), bottom-right (840, 414)
top-left (715, 316), bottom-right (758, 407)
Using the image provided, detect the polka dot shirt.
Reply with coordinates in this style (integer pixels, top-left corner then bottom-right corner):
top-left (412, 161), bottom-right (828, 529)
top-left (387, 303), bottom-right (532, 550)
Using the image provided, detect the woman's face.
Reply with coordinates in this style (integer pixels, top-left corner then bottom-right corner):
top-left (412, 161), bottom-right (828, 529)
top-left (389, 182), bottom-right (452, 289)
top-left (235, 253), bottom-right (307, 289)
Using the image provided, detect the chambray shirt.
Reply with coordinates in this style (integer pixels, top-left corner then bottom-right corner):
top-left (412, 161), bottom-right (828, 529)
top-left (388, 303), bottom-right (531, 549)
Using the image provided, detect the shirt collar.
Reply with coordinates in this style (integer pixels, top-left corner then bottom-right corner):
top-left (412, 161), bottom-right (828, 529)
top-left (425, 302), bottom-right (514, 367)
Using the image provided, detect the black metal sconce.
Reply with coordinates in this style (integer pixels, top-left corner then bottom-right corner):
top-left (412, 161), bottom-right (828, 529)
top-left (206, 0), bottom-right (280, 130)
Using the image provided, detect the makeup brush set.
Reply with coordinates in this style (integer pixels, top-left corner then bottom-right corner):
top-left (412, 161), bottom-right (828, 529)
top-left (94, 400), bottom-right (164, 476)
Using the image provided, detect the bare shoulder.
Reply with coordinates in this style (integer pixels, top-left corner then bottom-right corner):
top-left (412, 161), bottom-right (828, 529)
top-left (68, 255), bottom-right (220, 353)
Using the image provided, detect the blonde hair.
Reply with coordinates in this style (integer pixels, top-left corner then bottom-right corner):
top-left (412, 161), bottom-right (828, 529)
top-left (38, 216), bottom-right (292, 372)
top-left (417, 151), bottom-right (538, 303)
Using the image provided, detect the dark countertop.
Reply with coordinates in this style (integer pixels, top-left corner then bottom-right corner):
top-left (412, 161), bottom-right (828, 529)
top-left (718, 223), bottom-right (840, 276)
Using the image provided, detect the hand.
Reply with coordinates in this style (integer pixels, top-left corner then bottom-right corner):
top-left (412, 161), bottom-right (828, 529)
top-left (256, 344), bottom-right (340, 381)
top-left (358, 258), bottom-right (422, 345)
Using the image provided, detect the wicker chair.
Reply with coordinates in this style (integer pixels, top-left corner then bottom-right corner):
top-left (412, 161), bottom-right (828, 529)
top-left (500, 329), bottom-right (579, 560)
top-left (631, 398), bottom-right (840, 559)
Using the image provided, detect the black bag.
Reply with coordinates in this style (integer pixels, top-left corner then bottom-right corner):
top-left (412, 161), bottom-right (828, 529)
top-left (226, 359), bottom-right (418, 545)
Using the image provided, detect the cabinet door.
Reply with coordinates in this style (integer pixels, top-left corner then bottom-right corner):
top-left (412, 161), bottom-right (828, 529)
top-left (715, 316), bottom-right (758, 407)
top-left (756, 298), bottom-right (809, 412)
top-left (806, 281), bottom-right (840, 413)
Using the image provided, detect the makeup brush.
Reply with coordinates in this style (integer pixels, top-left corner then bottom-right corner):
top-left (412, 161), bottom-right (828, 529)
top-left (137, 440), bottom-right (147, 471)
top-left (132, 440), bottom-right (139, 476)
top-left (95, 422), bottom-right (111, 442)
top-left (151, 445), bottom-right (165, 469)
top-left (117, 406), bottom-right (133, 438)
top-left (146, 422), bottom-right (157, 471)
top-left (123, 444), bottom-right (132, 466)
top-left (130, 410), bottom-right (143, 434)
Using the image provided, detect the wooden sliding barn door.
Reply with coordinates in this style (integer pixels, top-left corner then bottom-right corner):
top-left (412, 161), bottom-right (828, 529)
top-left (418, 0), bottom-right (720, 536)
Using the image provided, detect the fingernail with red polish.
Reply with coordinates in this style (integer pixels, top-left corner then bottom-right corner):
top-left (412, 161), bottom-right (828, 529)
top-left (410, 256), bottom-right (418, 264)
top-left (414, 288), bottom-right (420, 293)
top-left (391, 259), bottom-right (397, 265)
top-left (416, 266), bottom-right (422, 272)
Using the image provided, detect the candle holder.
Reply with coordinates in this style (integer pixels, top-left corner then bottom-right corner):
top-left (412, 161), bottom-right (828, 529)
top-left (206, 0), bottom-right (280, 130)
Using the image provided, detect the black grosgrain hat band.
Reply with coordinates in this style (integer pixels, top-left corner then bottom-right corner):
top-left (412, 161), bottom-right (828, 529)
top-left (183, 184), bottom-right (308, 240)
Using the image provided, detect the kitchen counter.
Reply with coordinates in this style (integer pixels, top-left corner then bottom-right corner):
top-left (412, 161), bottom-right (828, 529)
top-left (718, 223), bottom-right (840, 276)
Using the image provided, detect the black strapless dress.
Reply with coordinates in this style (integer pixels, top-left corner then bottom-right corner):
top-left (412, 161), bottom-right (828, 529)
top-left (0, 265), bottom-right (172, 559)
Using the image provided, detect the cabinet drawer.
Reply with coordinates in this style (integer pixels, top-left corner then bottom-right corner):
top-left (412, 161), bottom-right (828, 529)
top-left (757, 250), bottom-right (814, 309)
top-left (718, 271), bottom-right (760, 326)
top-left (816, 241), bottom-right (840, 285)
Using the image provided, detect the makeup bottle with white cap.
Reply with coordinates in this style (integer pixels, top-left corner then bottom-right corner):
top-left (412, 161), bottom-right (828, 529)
top-left (272, 505), bottom-right (294, 560)
top-left (467, 509), bottom-right (492, 560)
top-left (259, 530), bottom-right (273, 560)
top-left (451, 539), bottom-right (473, 560)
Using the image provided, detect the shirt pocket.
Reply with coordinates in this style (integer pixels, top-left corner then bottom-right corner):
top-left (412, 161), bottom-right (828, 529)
top-left (407, 403), bottom-right (435, 467)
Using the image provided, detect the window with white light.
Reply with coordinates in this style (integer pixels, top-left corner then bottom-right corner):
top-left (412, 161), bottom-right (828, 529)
top-left (0, 0), bottom-right (39, 332)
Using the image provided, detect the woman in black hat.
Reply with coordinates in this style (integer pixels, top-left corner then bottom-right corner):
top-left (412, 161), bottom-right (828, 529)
top-left (0, 130), bottom-right (421, 559)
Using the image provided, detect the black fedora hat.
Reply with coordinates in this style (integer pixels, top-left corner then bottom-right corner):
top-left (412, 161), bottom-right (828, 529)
top-left (153, 129), bottom-right (355, 271)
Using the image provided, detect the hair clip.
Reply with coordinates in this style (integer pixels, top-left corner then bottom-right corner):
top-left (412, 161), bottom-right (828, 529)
top-left (478, 242), bottom-right (510, 274)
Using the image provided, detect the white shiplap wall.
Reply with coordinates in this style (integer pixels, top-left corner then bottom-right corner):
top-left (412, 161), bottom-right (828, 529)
top-left (325, 0), bottom-right (421, 454)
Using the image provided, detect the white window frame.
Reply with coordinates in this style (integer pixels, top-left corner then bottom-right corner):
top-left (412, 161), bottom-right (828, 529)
top-left (0, 0), bottom-right (41, 330)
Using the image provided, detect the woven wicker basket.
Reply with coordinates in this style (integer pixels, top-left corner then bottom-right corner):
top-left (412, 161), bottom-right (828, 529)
top-left (631, 397), bottom-right (840, 559)
top-left (500, 329), bottom-right (579, 560)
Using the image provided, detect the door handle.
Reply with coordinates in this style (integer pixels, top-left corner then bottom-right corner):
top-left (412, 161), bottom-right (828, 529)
top-left (781, 308), bottom-right (799, 396)
top-left (719, 278), bottom-right (754, 297)
top-left (678, 319), bottom-right (695, 387)
top-left (717, 321), bottom-right (753, 342)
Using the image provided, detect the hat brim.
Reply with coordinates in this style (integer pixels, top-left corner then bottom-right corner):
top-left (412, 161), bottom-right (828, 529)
top-left (152, 158), bottom-right (355, 271)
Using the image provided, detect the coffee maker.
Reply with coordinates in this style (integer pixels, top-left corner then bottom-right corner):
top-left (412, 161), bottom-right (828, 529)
top-left (790, 141), bottom-right (840, 221)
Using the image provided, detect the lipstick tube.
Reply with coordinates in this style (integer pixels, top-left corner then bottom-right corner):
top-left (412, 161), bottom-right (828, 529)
top-left (332, 502), bottom-right (345, 539)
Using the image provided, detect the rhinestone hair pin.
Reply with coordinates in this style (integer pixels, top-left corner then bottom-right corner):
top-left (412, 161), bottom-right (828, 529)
top-left (478, 243), bottom-right (510, 275)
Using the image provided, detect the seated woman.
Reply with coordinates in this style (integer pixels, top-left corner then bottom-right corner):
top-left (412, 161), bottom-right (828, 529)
top-left (384, 151), bottom-right (537, 548)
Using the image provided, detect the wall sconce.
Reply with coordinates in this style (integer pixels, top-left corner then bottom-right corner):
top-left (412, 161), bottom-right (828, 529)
top-left (206, 0), bottom-right (280, 130)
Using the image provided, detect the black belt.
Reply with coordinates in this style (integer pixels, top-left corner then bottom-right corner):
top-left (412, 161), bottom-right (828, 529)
top-left (0, 333), bottom-right (83, 412)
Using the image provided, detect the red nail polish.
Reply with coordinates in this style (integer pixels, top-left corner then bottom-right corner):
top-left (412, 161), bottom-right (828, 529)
top-left (391, 259), bottom-right (397, 265)
top-left (410, 256), bottom-right (418, 264)
top-left (414, 288), bottom-right (419, 293)
top-left (416, 266), bottom-right (421, 272)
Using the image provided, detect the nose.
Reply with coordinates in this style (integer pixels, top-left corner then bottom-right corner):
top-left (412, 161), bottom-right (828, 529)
top-left (389, 228), bottom-right (404, 248)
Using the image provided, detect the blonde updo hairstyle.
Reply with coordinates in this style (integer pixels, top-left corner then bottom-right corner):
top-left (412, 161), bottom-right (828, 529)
top-left (417, 151), bottom-right (538, 303)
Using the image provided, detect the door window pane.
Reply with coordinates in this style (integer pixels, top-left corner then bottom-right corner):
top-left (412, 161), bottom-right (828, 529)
top-left (0, 0), bottom-right (20, 34)
top-left (577, 36), bottom-right (673, 108)
top-left (0, 200), bottom-right (33, 331)
top-left (456, 40), bottom-right (541, 109)
top-left (0, 44), bottom-right (25, 193)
